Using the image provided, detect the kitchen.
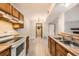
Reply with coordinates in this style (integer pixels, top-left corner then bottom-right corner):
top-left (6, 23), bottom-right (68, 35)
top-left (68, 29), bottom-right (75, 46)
top-left (0, 3), bottom-right (79, 56)
top-left (0, 3), bottom-right (26, 56)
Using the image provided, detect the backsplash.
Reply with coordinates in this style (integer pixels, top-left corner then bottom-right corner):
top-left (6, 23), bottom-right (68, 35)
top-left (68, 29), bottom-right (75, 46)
top-left (0, 20), bottom-right (14, 33)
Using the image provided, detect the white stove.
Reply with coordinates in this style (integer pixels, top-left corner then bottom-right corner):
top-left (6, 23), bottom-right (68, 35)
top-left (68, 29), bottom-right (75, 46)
top-left (11, 36), bottom-right (26, 56)
top-left (0, 31), bottom-right (26, 56)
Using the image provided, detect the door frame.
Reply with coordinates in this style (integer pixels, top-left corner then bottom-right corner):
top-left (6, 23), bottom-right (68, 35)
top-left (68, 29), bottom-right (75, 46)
top-left (36, 23), bottom-right (43, 38)
top-left (48, 24), bottom-right (56, 36)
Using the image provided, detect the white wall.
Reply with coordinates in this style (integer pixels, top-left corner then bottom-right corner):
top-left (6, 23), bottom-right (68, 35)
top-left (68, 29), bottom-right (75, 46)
top-left (46, 3), bottom-right (65, 37)
top-left (65, 4), bottom-right (79, 33)
top-left (65, 4), bottom-right (79, 22)
top-left (57, 13), bottom-right (64, 33)
top-left (16, 17), bottom-right (32, 37)
top-left (65, 21), bottom-right (79, 33)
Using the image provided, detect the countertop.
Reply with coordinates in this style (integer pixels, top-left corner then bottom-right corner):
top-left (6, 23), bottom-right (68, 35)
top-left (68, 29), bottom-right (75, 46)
top-left (49, 36), bottom-right (79, 56)
top-left (0, 35), bottom-right (22, 54)
top-left (0, 44), bottom-right (11, 53)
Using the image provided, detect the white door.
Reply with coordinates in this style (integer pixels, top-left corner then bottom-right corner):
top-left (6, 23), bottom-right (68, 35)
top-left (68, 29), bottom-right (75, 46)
top-left (48, 24), bottom-right (55, 36)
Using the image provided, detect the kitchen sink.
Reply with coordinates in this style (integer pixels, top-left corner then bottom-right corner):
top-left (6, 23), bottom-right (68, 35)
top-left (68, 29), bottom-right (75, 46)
top-left (54, 36), bottom-right (63, 41)
top-left (60, 40), bottom-right (71, 44)
top-left (60, 40), bottom-right (79, 48)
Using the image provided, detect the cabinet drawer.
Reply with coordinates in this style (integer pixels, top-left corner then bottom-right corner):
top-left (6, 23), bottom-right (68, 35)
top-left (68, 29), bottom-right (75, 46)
top-left (0, 48), bottom-right (11, 56)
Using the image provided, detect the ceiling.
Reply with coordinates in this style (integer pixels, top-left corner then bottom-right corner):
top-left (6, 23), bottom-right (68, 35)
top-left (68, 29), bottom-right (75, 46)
top-left (12, 3), bottom-right (52, 22)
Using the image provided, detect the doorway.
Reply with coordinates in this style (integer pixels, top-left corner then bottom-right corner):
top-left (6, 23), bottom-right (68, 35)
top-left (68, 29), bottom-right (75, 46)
top-left (48, 24), bottom-right (56, 36)
top-left (36, 23), bottom-right (43, 38)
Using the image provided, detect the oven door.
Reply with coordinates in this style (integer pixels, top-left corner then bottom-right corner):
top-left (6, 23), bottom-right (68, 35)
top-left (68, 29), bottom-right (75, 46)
top-left (11, 37), bottom-right (25, 56)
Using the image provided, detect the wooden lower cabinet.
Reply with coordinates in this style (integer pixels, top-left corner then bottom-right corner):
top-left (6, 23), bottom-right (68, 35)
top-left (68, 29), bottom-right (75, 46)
top-left (48, 36), bottom-right (76, 56)
top-left (0, 47), bottom-right (11, 56)
top-left (48, 36), bottom-right (68, 56)
top-left (51, 39), bottom-right (55, 56)
top-left (48, 36), bottom-right (56, 56)
top-left (56, 43), bottom-right (68, 56)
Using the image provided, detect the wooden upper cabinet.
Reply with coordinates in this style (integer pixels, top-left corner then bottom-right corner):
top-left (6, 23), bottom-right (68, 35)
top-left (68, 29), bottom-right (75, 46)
top-left (0, 3), bottom-right (24, 20)
top-left (0, 3), bottom-right (24, 29)
top-left (19, 12), bottom-right (24, 20)
top-left (0, 3), bottom-right (12, 14)
top-left (12, 6), bottom-right (19, 19)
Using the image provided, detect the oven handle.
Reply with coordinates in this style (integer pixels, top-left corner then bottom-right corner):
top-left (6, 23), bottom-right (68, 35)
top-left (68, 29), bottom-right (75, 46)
top-left (11, 41), bottom-right (25, 48)
top-left (11, 38), bottom-right (25, 48)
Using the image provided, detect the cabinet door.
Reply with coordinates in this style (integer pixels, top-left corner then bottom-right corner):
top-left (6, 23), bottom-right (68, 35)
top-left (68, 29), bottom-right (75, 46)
top-left (0, 3), bottom-right (12, 14)
top-left (48, 37), bottom-right (51, 54)
top-left (56, 48), bottom-right (66, 56)
top-left (56, 49), bottom-right (62, 56)
top-left (0, 48), bottom-right (11, 56)
top-left (12, 23), bottom-right (20, 29)
top-left (56, 43), bottom-right (68, 56)
top-left (20, 24), bottom-right (24, 28)
top-left (12, 7), bottom-right (19, 19)
top-left (8, 4), bottom-right (12, 15)
top-left (51, 39), bottom-right (55, 56)
top-left (19, 12), bottom-right (24, 20)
